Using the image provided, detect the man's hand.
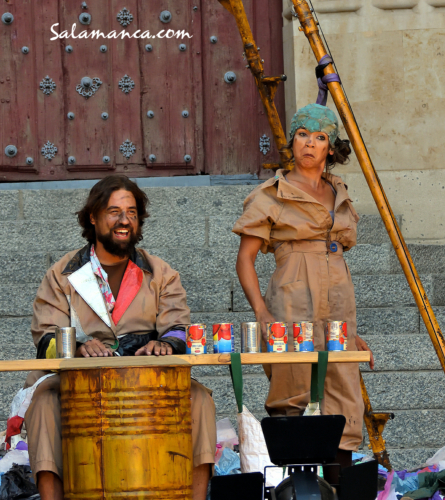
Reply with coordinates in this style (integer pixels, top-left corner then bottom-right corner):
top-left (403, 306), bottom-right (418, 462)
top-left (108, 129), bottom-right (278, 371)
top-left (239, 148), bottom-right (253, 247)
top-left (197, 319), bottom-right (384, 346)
top-left (135, 341), bottom-right (173, 356)
top-left (75, 338), bottom-right (113, 358)
top-left (355, 335), bottom-right (375, 370)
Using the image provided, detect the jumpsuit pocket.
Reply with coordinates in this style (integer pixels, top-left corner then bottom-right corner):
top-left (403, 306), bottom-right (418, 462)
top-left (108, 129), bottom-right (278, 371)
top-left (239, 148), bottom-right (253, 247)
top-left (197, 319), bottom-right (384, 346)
top-left (278, 280), bottom-right (312, 322)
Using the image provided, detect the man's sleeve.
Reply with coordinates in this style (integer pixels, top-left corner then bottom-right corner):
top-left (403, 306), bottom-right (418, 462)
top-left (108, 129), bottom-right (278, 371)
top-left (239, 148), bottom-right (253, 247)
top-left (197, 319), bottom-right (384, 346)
top-left (31, 270), bottom-right (71, 359)
top-left (156, 265), bottom-right (190, 355)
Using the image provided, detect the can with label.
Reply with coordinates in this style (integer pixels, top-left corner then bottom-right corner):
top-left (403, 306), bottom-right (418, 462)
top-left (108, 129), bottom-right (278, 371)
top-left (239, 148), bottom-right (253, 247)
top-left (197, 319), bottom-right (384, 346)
top-left (293, 322), bottom-right (314, 352)
top-left (186, 324), bottom-right (207, 355)
top-left (326, 321), bottom-right (347, 351)
top-left (266, 322), bottom-right (288, 353)
top-left (241, 322), bottom-right (261, 353)
top-left (213, 323), bottom-right (235, 353)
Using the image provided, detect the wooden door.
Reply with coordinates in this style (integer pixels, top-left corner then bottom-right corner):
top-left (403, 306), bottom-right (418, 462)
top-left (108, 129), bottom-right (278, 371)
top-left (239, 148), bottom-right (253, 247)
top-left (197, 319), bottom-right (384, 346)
top-left (0, 1), bottom-right (284, 182)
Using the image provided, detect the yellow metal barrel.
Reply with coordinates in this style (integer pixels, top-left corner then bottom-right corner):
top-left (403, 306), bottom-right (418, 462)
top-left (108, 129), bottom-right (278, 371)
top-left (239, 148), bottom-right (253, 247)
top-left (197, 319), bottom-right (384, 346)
top-left (60, 366), bottom-right (193, 500)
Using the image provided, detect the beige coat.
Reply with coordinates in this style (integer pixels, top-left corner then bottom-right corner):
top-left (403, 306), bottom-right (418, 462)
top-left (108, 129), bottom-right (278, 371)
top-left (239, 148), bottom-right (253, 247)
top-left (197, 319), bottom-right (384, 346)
top-left (233, 169), bottom-right (364, 451)
top-left (31, 245), bottom-right (190, 350)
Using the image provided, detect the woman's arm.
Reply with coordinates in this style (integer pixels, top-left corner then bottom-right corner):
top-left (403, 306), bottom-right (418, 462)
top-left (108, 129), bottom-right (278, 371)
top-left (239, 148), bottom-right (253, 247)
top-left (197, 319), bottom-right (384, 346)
top-left (236, 235), bottom-right (275, 341)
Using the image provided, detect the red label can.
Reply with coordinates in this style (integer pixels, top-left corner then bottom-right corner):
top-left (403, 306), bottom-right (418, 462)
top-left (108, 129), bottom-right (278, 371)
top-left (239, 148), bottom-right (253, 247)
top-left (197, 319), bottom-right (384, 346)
top-left (326, 321), bottom-right (347, 351)
top-left (293, 321), bottom-right (314, 352)
top-left (266, 322), bottom-right (288, 353)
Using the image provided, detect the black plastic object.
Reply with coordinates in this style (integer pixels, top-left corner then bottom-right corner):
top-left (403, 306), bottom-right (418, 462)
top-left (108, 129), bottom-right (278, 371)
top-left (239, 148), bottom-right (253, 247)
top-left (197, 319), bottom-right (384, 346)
top-left (211, 472), bottom-right (264, 500)
top-left (261, 416), bottom-right (346, 466)
top-left (339, 460), bottom-right (378, 500)
top-left (0, 464), bottom-right (38, 500)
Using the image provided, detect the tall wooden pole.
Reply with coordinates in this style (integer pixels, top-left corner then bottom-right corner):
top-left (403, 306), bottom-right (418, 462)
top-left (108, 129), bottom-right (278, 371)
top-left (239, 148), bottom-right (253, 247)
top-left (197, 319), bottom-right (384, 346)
top-left (291, 0), bottom-right (445, 370)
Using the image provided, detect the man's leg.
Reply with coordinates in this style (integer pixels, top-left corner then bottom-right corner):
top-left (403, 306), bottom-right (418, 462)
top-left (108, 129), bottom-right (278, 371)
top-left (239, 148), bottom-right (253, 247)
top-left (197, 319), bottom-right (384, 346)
top-left (191, 379), bottom-right (216, 500)
top-left (24, 371), bottom-right (64, 500)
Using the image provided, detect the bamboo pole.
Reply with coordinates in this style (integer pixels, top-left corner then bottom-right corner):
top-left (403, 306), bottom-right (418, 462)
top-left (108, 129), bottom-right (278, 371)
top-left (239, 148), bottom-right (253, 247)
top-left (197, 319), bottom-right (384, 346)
top-left (291, 0), bottom-right (445, 370)
top-left (218, 0), bottom-right (293, 169)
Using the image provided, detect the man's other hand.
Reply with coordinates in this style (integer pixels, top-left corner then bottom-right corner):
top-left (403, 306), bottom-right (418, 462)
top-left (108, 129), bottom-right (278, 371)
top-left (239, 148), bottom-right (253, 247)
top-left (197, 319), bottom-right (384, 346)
top-left (135, 341), bottom-right (173, 356)
top-left (75, 339), bottom-right (113, 358)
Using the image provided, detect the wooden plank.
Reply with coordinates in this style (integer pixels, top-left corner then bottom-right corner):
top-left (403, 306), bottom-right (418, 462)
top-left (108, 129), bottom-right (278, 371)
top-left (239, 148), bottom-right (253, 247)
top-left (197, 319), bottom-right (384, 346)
top-left (0, 351), bottom-right (370, 372)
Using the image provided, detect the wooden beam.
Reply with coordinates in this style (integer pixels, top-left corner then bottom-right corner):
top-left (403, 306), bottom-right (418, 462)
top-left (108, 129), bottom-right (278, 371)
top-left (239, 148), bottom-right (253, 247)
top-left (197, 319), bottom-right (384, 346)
top-left (0, 352), bottom-right (370, 372)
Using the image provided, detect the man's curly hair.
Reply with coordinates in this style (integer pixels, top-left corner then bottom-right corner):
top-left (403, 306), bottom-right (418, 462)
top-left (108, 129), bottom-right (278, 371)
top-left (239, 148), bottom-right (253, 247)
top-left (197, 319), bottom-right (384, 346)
top-left (76, 175), bottom-right (149, 244)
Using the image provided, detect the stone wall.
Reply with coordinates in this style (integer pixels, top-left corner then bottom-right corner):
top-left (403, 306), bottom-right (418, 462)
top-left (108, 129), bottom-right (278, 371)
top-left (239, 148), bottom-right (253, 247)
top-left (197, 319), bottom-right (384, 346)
top-left (282, 0), bottom-right (445, 243)
top-left (1, 185), bottom-right (445, 469)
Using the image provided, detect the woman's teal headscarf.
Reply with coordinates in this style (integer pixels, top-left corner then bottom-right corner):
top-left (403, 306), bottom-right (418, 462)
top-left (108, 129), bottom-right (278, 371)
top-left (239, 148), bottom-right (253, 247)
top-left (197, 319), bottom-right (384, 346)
top-left (290, 103), bottom-right (339, 146)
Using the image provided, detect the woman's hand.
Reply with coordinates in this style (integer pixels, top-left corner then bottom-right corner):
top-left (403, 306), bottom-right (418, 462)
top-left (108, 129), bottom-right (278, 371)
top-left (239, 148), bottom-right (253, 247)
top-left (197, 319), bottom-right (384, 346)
top-left (256, 307), bottom-right (276, 344)
top-left (355, 335), bottom-right (374, 370)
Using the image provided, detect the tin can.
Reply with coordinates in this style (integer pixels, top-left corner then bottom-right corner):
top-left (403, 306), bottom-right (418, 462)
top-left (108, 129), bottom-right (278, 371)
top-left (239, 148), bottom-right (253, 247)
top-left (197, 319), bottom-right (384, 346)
top-left (326, 321), bottom-right (347, 351)
top-left (213, 323), bottom-right (235, 353)
top-left (186, 324), bottom-right (207, 355)
top-left (241, 322), bottom-right (261, 353)
top-left (266, 322), bottom-right (288, 353)
top-left (293, 321), bottom-right (314, 352)
top-left (55, 327), bottom-right (77, 358)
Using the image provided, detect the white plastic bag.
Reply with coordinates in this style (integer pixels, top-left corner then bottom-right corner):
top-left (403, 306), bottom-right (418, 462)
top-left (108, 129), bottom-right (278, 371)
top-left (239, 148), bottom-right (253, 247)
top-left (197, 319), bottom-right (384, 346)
top-left (237, 405), bottom-right (285, 487)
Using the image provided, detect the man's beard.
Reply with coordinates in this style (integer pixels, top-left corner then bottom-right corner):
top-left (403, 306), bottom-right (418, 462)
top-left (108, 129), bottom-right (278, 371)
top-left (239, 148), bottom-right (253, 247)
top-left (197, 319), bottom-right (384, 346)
top-left (96, 226), bottom-right (139, 258)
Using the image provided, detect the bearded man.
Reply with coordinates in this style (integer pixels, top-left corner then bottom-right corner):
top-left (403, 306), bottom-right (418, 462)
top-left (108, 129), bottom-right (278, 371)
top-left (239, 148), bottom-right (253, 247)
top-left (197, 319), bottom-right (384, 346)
top-left (23, 175), bottom-right (216, 500)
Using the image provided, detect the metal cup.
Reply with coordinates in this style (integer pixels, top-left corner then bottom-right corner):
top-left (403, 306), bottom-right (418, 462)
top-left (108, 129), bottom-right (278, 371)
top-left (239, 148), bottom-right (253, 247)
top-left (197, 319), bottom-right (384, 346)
top-left (241, 322), bottom-right (261, 353)
top-left (55, 327), bottom-right (76, 358)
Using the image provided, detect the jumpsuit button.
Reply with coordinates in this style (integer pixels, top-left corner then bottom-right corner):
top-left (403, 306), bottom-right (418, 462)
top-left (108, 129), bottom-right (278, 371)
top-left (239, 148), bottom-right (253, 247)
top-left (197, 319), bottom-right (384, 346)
top-left (330, 242), bottom-right (338, 252)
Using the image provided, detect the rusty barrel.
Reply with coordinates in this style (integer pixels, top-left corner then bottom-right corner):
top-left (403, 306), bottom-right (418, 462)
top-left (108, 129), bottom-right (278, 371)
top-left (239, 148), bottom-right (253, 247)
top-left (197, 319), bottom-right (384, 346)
top-left (60, 366), bottom-right (193, 500)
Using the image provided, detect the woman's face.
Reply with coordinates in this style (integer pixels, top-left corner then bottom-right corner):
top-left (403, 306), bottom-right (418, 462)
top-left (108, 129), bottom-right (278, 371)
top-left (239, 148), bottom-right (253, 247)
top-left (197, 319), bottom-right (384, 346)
top-left (292, 128), bottom-right (334, 170)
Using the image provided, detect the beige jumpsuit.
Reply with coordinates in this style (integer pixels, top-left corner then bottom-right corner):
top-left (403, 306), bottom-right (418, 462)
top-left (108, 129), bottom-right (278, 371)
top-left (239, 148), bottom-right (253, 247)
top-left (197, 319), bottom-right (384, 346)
top-left (233, 169), bottom-right (364, 451)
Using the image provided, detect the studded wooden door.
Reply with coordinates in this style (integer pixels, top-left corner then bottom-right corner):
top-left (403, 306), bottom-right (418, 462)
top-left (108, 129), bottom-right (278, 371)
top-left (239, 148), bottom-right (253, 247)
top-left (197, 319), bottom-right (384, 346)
top-left (0, 1), bottom-right (284, 182)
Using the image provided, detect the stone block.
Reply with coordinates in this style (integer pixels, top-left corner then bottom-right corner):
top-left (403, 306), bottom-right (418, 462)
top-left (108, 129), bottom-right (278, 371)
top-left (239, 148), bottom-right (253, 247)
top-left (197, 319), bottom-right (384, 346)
top-left (144, 185), bottom-right (253, 218)
top-left (0, 376), bottom-right (27, 420)
top-left (139, 217), bottom-right (206, 249)
top-left (387, 448), bottom-right (441, 472)
top-left (146, 247), bottom-right (275, 280)
top-left (353, 275), bottom-right (433, 308)
top-left (345, 244), bottom-right (391, 275)
top-left (0, 190), bottom-right (19, 220)
top-left (0, 220), bottom-right (84, 253)
top-left (208, 216), bottom-right (240, 247)
top-left (433, 275), bottom-right (445, 307)
top-left (362, 371), bottom-right (445, 411)
top-left (360, 334), bottom-right (441, 372)
top-left (356, 215), bottom-right (402, 245)
top-left (232, 278), bottom-right (270, 312)
top-left (0, 317), bottom-right (33, 345)
top-left (182, 279), bottom-right (232, 313)
top-left (0, 253), bottom-right (48, 284)
top-left (390, 244), bottom-right (445, 275)
top-left (356, 307), bottom-right (419, 335)
top-left (199, 373), bottom-right (269, 416)
top-left (0, 342), bottom-right (35, 361)
top-left (363, 410), bottom-right (445, 450)
top-left (22, 189), bottom-right (89, 220)
top-left (0, 285), bottom-right (38, 316)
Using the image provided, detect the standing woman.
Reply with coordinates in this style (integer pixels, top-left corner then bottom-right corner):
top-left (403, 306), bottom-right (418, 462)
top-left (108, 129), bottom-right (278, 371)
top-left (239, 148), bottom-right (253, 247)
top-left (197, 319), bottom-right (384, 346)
top-left (233, 104), bottom-right (374, 472)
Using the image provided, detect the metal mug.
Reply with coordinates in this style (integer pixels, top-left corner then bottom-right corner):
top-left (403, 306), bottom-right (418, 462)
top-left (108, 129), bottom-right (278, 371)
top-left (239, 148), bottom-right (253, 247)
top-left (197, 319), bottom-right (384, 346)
top-left (241, 322), bottom-right (262, 353)
top-left (55, 327), bottom-right (77, 358)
